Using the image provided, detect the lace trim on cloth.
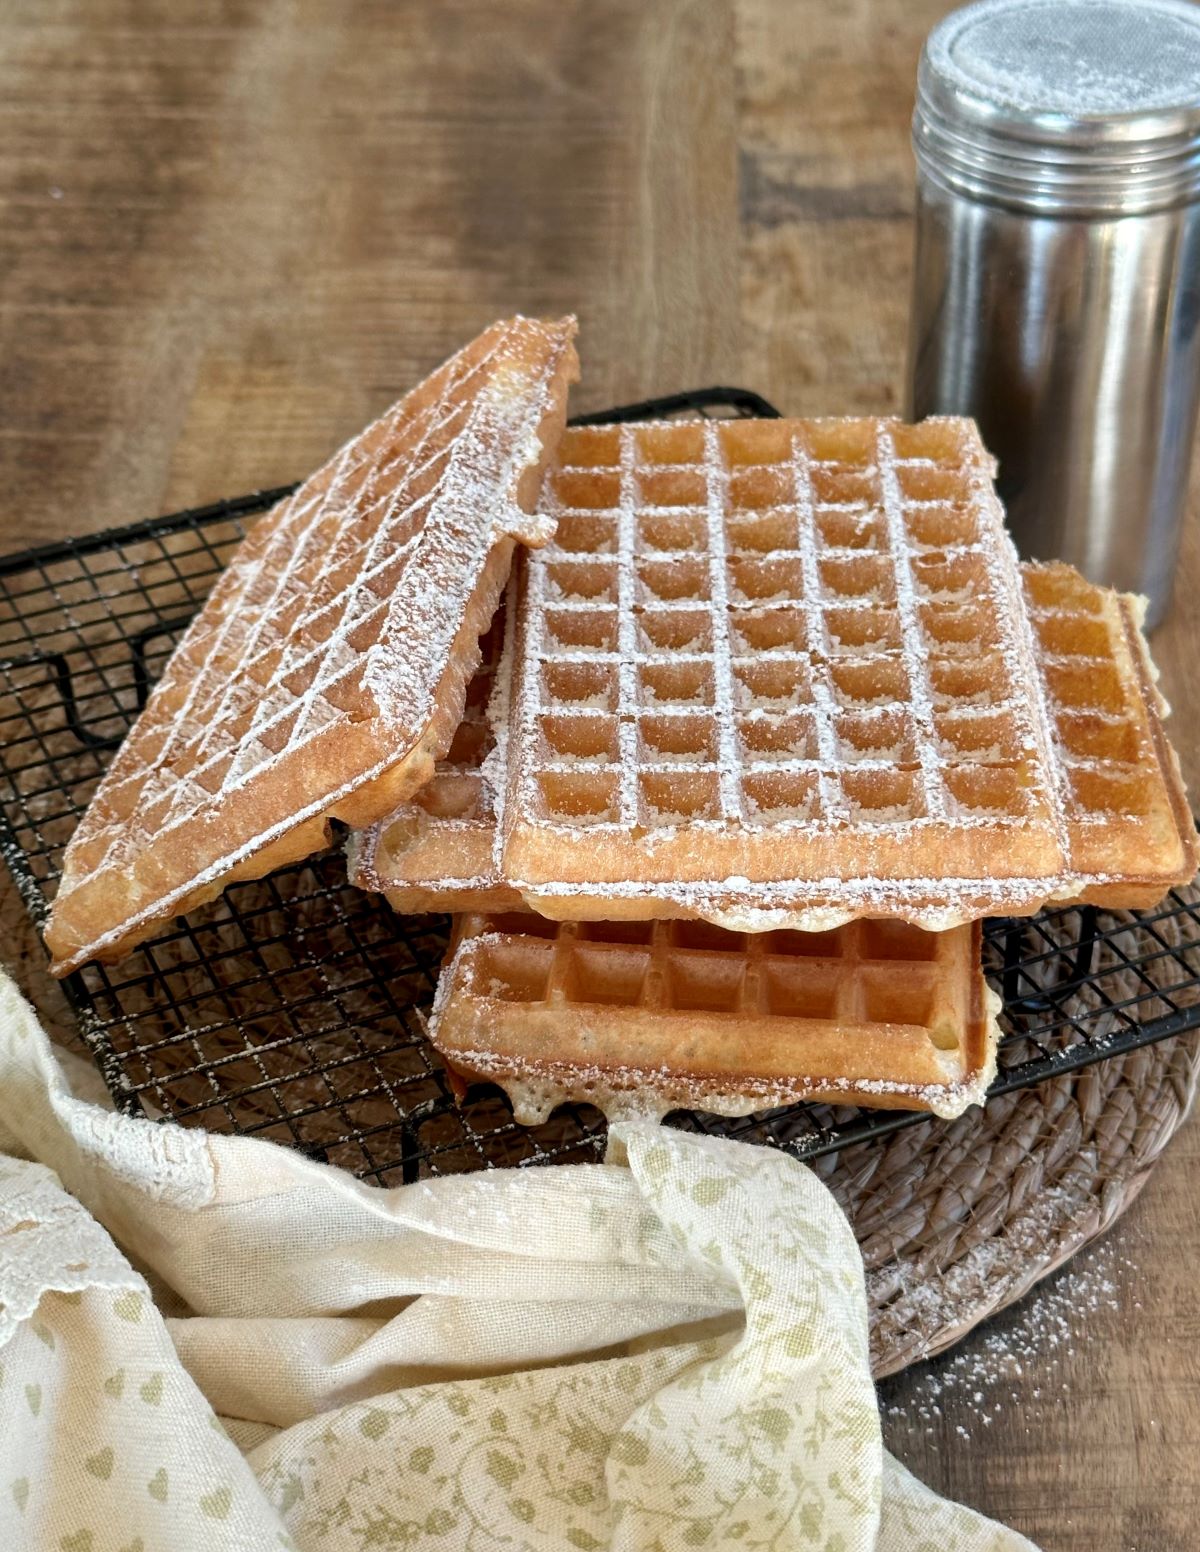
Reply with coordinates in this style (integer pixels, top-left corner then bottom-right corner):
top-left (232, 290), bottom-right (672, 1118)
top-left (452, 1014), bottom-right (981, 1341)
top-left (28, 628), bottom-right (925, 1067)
top-left (0, 974), bottom-right (216, 1210)
top-left (64, 1098), bottom-right (215, 1209)
top-left (0, 1160), bottom-right (145, 1345)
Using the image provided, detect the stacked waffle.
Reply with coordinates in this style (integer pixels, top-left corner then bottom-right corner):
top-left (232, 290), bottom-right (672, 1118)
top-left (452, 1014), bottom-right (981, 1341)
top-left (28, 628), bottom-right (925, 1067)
top-left (46, 322), bottom-right (1196, 1127)
top-left (351, 415), bottom-right (1195, 1122)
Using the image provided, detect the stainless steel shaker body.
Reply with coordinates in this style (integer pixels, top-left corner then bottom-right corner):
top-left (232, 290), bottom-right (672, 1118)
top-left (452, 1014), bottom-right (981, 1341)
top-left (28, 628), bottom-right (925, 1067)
top-left (910, 174), bottom-right (1200, 626)
top-left (908, 0), bottom-right (1200, 629)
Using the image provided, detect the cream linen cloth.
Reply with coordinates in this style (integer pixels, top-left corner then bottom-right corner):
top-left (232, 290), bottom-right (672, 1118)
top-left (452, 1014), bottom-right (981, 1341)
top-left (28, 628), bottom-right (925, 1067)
top-left (0, 971), bottom-right (1035, 1552)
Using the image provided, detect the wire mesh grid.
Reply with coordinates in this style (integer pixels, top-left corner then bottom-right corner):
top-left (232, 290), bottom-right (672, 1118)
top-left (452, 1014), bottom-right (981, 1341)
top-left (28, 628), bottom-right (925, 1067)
top-left (1, 388), bottom-right (1198, 1185)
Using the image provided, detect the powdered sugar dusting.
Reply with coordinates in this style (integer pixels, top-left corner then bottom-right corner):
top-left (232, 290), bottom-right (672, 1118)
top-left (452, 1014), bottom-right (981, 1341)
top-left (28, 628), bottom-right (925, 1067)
top-left (790, 434), bottom-right (849, 821)
top-left (873, 429), bottom-right (947, 823)
top-left (703, 420), bottom-right (748, 822)
top-left (347, 580), bottom-right (521, 910)
top-left (352, 444), bottom-right (1193, 927)
top-left (880, 1213), bottom-right (1142, 1445)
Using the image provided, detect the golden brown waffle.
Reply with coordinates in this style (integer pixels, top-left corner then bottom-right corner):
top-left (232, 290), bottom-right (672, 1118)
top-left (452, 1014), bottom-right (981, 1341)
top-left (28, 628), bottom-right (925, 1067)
top-left (347, 581), bottom-right (523, 914)
top-left (1023, 561), bottom-right (1198, 905)
top-left (45, 316), bottom-right (579, 975)
top-left (351, 563), bottom-right (1196, 920)
top-left (428, 911), bottom-right (1000, 1121)
top-left (497, 416), bottom-right (1067, 930)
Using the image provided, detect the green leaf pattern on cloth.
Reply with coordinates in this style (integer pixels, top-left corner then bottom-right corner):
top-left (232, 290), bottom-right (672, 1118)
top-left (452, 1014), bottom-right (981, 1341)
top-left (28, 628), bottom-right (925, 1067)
top-left (0, 970), bottom-right (1038, 1550)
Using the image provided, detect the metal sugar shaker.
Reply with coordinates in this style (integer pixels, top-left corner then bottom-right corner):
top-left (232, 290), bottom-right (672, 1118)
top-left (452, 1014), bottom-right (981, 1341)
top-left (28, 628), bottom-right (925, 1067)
top-left (908, 0), bottom-right (1200, 629)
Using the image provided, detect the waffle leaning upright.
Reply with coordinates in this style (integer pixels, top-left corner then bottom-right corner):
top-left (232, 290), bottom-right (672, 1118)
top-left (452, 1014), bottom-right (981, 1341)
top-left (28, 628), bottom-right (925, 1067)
top-left (45, 316), bottom-right (578, 975)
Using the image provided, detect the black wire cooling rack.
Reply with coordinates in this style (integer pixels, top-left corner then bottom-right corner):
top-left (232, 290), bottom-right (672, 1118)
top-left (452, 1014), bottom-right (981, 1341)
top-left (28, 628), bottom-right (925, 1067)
top-left (1, 387), bottom-right (1199, 1185)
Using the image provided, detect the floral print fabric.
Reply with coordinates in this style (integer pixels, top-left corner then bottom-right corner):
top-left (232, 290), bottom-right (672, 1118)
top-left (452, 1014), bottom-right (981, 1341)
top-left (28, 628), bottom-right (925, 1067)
top-left (0, 974), bottom-right (1035, 1551)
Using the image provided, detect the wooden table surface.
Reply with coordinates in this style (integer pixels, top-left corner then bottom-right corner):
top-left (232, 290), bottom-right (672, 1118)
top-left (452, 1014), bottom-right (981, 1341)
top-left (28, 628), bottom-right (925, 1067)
top-left (1, 5), bottom-right (1197, 1547)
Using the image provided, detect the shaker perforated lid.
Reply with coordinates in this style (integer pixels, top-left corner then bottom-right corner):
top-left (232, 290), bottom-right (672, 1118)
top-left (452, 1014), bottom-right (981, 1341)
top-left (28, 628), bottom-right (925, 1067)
top-left (914, 0), bottom-right (1200, 213)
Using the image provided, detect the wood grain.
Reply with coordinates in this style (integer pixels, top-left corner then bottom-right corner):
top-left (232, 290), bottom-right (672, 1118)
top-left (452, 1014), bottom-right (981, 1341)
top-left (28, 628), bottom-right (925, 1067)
top-left (0, 2), bottom-right (1197, 1545)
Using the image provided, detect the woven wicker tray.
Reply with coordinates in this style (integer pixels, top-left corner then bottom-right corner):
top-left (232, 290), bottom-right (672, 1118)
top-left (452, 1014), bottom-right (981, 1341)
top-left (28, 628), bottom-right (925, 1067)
top-left (858, 1046), bottom-right (1196, 1375)
top-left (838, 894), bottom-right (1200, 1375)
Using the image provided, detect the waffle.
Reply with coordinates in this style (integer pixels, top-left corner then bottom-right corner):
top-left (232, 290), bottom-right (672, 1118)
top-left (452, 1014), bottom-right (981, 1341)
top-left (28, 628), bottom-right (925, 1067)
top-left (427, 910), bottom-right (1000, 1122)
top-left (494, 416), bottom-right (1064, 929)
top-left (1023, 561), bottom-right (1198, 905)
top-left (346, 582), bottom-right (523, 914)
top-left (45, 316), bottom-right (579, 975)
top-left (353, 561), bottom-right (1197, 917)
top-left (494, 419), bottom-right (1197, 929)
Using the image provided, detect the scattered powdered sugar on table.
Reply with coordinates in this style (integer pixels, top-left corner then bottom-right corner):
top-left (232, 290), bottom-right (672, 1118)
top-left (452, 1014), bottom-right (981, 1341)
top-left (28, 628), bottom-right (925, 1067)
top-left (879, 1207), bottom-right (1141, 1444)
